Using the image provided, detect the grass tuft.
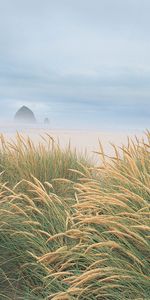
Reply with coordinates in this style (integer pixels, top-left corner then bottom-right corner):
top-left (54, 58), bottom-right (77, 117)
top-left (0, 132), bottom-right (149, 299)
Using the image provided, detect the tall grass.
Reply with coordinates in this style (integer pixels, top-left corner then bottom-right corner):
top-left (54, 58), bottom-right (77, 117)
top-left (0, 133), bottom-right (91, 196)
top-left (0, 132), bottom-right (149, 299)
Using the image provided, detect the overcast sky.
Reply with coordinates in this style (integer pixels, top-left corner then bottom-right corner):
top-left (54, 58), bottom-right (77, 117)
top-left (0, 0), bottom-right (150, 129)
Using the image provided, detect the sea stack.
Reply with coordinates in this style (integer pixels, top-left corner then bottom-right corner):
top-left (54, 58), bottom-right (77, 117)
top-left (44, 117), bottom-right (50, 124)
top-left (14, 106), bottom-right (36, 123)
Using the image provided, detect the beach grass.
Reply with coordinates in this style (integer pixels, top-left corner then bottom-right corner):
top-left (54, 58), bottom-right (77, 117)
top-left (0, 133), bottom-right (91, 197)
top-left (0, 132), bottom-right (149, 299)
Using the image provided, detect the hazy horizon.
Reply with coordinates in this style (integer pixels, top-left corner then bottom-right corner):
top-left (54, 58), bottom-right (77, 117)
top-left (0, 0), bottom-right (150, 130)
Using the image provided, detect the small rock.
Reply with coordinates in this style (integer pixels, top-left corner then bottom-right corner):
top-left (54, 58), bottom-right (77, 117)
top-left (44, 118), bottom-right (50, 124)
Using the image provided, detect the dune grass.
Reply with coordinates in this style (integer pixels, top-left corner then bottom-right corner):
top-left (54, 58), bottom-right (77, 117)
top-left (0, 133), bottom-right (91, 197)
top-left (0, 132), bottom-right (149, 299)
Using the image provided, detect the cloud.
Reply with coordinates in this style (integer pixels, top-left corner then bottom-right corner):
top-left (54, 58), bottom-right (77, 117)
top-left (0, 0), bottom-right (150, 128)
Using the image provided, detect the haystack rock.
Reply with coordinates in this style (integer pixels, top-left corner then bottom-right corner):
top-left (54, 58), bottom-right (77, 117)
top-left (14, 106), bottom-right (36, 123)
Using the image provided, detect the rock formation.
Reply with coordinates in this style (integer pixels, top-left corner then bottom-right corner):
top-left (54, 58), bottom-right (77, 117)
top-left (44, 117), bottom-right (50, 124)
top-left (14, 106), bottom-right (36, 123)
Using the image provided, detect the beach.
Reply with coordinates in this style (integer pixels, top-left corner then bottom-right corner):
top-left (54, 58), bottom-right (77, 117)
top-left (0, 126), bottom-right (144, 151)
top-left (0, 125), bottom-right (145, 161)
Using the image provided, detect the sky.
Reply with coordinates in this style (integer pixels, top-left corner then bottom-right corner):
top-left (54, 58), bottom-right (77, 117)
top-left (0, 0), bottom-right (150, 130)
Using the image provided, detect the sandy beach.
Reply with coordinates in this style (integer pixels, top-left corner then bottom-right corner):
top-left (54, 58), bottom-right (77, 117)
top-left (0, 126), bottom-right (145, 161)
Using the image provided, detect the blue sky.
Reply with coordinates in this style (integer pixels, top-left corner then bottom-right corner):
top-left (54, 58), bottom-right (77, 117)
top-left (0, 0), bottom-right (150, 129)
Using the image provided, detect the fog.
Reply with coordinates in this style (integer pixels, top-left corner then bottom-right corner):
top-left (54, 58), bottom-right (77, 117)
top-left (0, 0), bottom-right (150, 130)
